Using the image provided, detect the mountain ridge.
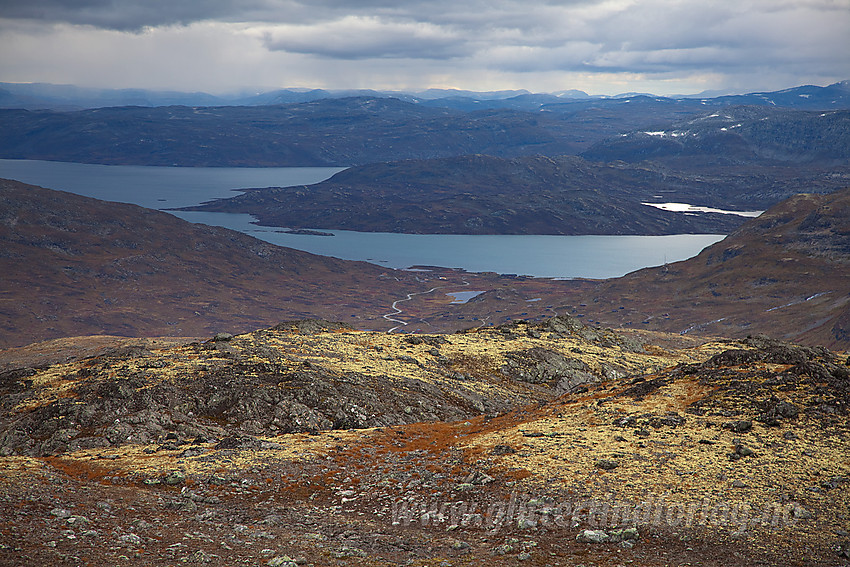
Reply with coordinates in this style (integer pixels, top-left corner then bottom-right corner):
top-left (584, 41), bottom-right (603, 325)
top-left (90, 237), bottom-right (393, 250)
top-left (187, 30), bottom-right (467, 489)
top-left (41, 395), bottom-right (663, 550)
top-left (178, 154), bottom-right (747, 235)
top-left (2, 83), bottom-right (849, 168)
top-left (0, 178), bottom-right (415, 347)
top-left (581, 188), bottom-right (850, 348)
top-left (2, 80), bottom-right (848, 111)
top-left (582, 107), bottom-right (850, 166)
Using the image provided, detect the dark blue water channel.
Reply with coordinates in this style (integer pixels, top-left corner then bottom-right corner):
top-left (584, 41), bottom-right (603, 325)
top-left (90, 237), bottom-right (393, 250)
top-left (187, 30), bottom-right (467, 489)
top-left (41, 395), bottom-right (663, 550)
top-left (0, 159), bottom-right (725, 279)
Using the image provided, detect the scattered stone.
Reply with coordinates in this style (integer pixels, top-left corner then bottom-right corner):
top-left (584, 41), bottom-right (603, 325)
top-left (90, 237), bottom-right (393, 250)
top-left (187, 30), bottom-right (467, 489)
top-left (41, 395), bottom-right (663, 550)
top-left (613, 415), bottom-right (637, 427)
top-left (576, 529), bottom-right (609, 543)
top-left (66, 515), bottom-right (89, 526)
top-left (461, 470), bottom-right (495, 485)
top-left (774, 401), bottom-right (799, 419)
top-left (179, 448), bottom-right (206, 458)
top-left (331, 546), bottom-right (367, 559)
top-left (792, 506), bottom-right (814, 520)
top-left (207, 474), bottom-right (228, 485)
top-left (118, 533), bottom-right (143, 546)
top-left (595, 459), bottom-right (619, 470)
top-left (608, 527), bottom-right (639, 543)
top-left (820, 476), bottom-right (848, 491)
top-left (214, 436), bottom-right (263, 450)
top-left (492, 444), bottom-right (516, 455)
top-left (648, 413), bottom-right (686, 428)
top-left (576, 527), bottom-right (638, 544)
top-left (723, 420), bottom-right (752, 433)
top-left (735, 444), bottom-right (755, 457)
top-left (162, 470), bottom-right (185, 486)
top-left (212, 333), bottom-right (234, 342)
top-left (183, 549), bottom-right (214, 563)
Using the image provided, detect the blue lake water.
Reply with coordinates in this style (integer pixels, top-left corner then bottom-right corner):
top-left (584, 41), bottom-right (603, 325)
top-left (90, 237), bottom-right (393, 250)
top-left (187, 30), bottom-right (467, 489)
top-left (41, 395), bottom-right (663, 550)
top-left (0, 159), bottom-right (726, 279)
top-left (0, 158), bottom-right (345, 209)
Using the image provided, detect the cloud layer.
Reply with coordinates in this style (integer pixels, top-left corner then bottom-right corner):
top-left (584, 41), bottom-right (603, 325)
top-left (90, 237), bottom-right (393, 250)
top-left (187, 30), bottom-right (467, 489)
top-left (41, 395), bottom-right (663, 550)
top-left (1, 0), bottom-right (848, 94)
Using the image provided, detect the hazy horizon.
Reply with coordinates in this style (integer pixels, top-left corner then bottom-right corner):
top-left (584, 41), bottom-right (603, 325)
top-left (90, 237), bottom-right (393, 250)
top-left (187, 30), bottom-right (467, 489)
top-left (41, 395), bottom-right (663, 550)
top-left (1, 1), bottom-right (848, 98)
top-left (6, 78), bottom-right (823, 100)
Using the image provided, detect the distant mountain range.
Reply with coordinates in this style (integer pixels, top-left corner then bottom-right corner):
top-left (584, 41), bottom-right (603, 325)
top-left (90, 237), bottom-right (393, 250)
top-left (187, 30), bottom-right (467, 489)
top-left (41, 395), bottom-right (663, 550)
top-left (0, 98), bottom-right (591, 166)
top-left (2, 86), bottom-right (849, 169)
top-left (3, 82), bottom-right (849, 242)
top-left (2, 80), bottom-right (848, 111)
top-left (582, 107), bottom-right (850, 165)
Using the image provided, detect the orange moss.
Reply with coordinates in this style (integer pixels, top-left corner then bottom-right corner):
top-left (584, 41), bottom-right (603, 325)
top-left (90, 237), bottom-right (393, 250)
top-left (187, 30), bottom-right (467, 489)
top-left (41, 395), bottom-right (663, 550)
top-left (45, 456), bottom-right (116, 483)
top-left (503, 468), bottom-right (532, 481)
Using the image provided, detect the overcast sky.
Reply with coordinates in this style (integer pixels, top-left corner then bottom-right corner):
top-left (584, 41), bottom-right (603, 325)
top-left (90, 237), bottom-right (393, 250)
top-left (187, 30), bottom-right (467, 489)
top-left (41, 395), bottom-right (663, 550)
top-left (0, 0), bottom-right (848, 96)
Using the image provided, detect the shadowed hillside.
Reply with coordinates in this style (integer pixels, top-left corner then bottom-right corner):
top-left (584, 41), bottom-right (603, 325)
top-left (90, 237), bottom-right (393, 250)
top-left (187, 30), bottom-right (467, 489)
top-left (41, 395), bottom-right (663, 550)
top-left (0, 178), bottom-right (411, 347)
top-left (414, 188), bottom-right (850, 350)
top-left (583, 188), bottom-right (850, 348)
top-left (582, 107), bottom-right (850, 166)
top-left (179, 154), bottom-right (746, 235)
top-left (0, 178), bottom-right (589, 347)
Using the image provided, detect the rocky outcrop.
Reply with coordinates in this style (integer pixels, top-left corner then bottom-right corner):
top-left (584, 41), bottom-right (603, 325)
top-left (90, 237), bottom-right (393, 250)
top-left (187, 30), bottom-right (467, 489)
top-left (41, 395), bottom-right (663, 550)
top-left (0, 318), bottom-right (695, 458)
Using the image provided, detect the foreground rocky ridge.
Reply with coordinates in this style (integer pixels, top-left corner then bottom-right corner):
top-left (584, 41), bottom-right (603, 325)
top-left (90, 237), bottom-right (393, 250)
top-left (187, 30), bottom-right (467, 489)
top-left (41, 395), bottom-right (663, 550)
top-left (0, 320), bottom-right (848, 566)
top-left (0, 317), bottom-right (688, 458)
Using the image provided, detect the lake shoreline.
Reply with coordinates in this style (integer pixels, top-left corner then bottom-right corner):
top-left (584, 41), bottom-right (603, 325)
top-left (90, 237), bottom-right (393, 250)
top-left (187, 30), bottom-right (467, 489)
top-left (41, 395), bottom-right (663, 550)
top-left (1, 158), bottom-right (727, 279)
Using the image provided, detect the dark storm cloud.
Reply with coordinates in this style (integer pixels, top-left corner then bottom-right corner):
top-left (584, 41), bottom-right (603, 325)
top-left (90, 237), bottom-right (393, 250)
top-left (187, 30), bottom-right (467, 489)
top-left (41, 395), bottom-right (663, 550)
top-left (262, 16), bottom-right (471, 60)
top-left (0, 0), bottom-right (250, 30)
top-left (0, 0), bottom-right (846, 93)
top-left (0, 0), bottom-right (594, 34)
